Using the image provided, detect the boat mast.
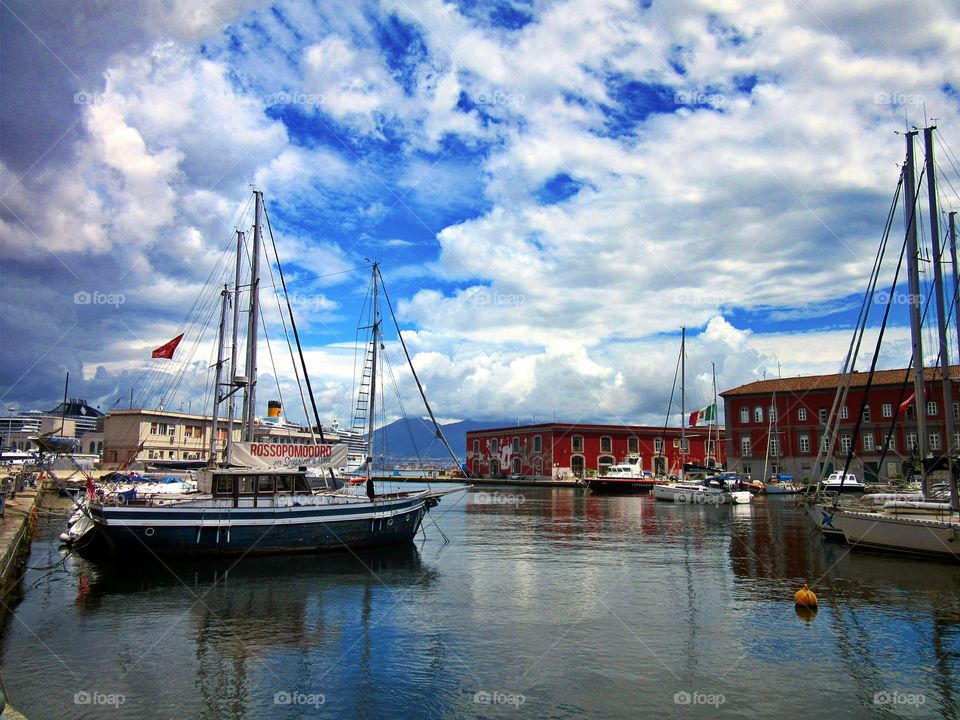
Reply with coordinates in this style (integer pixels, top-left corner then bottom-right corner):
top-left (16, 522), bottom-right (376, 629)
top-left (243, 190), bottom-right (263, 443)
top-left (680, 326), bottom-right (685, 478)
top-left (904, 131), bottom-right (930, 496)
top-left (208, 284), bottom-right (229, 465)
top-left (924, 126), bottom-right (959, 510)
top-left (226, 230), bottom-right (244, 463)
top-left (950, 211), bottom-right (959, 363)
top-left (366, 264), bottom-right (380, 487)
top-left (711, 361), bottom-right (717, 467)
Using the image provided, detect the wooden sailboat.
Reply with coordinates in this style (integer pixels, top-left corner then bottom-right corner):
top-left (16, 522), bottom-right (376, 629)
top-left (68, 191), bottom-right (467, 561)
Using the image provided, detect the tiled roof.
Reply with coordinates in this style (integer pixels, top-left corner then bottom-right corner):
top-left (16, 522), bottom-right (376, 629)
top-left (720, 365), bottom-right (960, 397)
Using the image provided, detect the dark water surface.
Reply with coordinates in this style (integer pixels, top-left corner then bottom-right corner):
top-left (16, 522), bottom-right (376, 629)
top-left (2, 486), bottom-right (959, 719)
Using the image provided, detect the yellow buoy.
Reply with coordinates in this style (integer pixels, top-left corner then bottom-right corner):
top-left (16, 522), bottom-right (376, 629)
top-left (794, 583), bottom-right (818, 608)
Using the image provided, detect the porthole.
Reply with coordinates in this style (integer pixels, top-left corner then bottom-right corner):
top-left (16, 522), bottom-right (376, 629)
top-left (144, 528), bottom-right (155, 537)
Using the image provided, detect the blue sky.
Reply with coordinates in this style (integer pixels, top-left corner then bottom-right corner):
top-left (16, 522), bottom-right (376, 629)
top-left (1, 0), bottom-right (959, 427)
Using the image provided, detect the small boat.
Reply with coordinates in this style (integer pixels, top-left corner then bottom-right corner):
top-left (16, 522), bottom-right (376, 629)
top-left (653, 477), bottom-right (752, 505)
top-left (820, 471), bottom-right (865, 493)
top-left (763, 473), bottom-right (803, 495)
top-left (583, 455), bottom-right (662, 494)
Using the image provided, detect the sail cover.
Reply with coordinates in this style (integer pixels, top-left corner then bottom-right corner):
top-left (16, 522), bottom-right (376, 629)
top-left (232, 442), bottom-right (349, 469)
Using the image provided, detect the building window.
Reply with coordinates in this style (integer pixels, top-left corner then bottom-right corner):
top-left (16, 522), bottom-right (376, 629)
top-left (862, 406), bottom-right (870, 422)
top-left (862, 433), bottom-right (875, 452)
top-left (628, 436), bottom-right (639, 454)
top-left (882, 403), bottom-right (893, 418)
top-left (598, 455), bottom-right (616, 474)
top-left (600, 436), bottom-right (612, 453)
top-left (472, 439), bottom-right (479, 453)
top-left (905, 405), bottom-right (914, 420)
top-left (533, 457), bottom-right (543, 476)
top-left (954, 402), bottom-right (959, 421)
top-left (927, 401), bottom-right (938, 416)
top-left (490, 438), bottom-right (499, 452)
top-left (512, 457), bottom-right (522, 474)
top-left (799, 433), bottom-right (810, 454)
top-left (571, 435), bottom-right (583, 453)
top-left (798, 408), bottom-right (807, 421)
top-left (654, 437), bottom-right (664, 454)
top-left (512, 437), bottom-right (520, 453)
top-left (840, 406), bottom-right (849, 420)
top-left (821, 435), bottom-right (829, 452)
top-left (839, 434), bottom-right (852, 453)
top-left (954, 433), bottom-right (960, 452)
top-left (150, 422), bottom-right (158, 435)
top-left (929, 433), bottom-right (941, 451)
top-left (883, 433), bottom-right (895, 451)
top-left (754, 407), bottom-right (763, 423)
top-left (769, 406), bottom-right (777, 422)
top-left (739, 407), bottom-right (749, 423)
top-left (818, 408), bottom-right (827, 424)
top-left (740, 436), bottom-right (752, 457)
top-left (532, 436), bottom-right (541, 453)
top-left (906, 432), bottom-right (918, 451)
top-left (769, 437), bottom-right (781, 456)
top-left (742, 463), bottom-right (752, 476)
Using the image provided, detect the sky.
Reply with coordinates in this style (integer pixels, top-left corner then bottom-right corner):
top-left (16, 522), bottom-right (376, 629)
top-left (1, 0), bottom-right (960, 430)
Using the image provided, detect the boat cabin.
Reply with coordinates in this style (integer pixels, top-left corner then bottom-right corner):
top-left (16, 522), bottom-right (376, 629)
top-left (197, 467), bottom-right (313, 506)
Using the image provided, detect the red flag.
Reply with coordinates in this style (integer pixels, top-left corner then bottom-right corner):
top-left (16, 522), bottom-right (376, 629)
top-left (897, 392), bottom-right (916, 417)
top-left (85, 476), bottom-right (95, 500)
top-left (151, 333), bottom-right (184, 359)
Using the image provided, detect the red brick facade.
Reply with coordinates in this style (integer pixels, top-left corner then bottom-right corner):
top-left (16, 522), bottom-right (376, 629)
top-left (720, 366), bottom-right (960, 482)
top-left (465, 423), bottom-right (725, 479)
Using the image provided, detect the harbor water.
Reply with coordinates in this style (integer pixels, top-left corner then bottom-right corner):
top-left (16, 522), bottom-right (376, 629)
top-left (2, 486), bottom-right (959, 719)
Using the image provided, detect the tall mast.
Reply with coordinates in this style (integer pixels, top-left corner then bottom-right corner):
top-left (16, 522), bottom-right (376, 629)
top-left (904, 131), bottom-right (929, 495)
top-left (226, 230), bottom-right (244, 463)
top-left (680, 326), bottom-right (686, 478)
top-left (366, 264), bottom-right (380, 483)
top-left (711, 361), bottom-right (717, 466)
top-left (243, 190), bottom-right (263, 443)
top-left (950, 211), bottom-right (959, 366)
top-left (208, 285), bottom-right (229, 465)
top-left (924, 126), bottom-right (959, 510)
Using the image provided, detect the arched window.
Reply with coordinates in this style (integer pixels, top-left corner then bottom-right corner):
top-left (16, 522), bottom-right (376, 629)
top-left (570, 455), bottom-right (585, 477)
top-left (533, 457), bottom-right (543, 477)
top-left (512, 457), bottom-right (522, 474)
top-left (489, 459), bottom-right (500, 477)
top-left (754, 407), bottom-right (763, 423)
top-left (598, 455), bottom-right (615, 475)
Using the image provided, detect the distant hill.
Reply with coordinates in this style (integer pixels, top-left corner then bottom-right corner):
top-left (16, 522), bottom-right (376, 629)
top-left (375, 418), bottom-right (515, 464)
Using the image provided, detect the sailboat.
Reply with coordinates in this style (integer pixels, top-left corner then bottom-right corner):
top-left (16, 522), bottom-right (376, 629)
top-left (68, 191), bottom-right (467, 561)
top-left (812, 127), bottom-right (960, 560)
top-left (653, 328), bottom-right (752, 505)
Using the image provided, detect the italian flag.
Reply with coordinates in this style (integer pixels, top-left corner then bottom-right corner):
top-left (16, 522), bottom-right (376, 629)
top-left (689, 403), bottom-right (716, 427)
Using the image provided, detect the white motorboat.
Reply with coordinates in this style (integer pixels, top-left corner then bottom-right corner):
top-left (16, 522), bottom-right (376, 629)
top-left (653, 481), bottom-right (751, 505)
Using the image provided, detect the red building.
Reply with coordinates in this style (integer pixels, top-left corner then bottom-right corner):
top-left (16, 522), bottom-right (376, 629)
top-left (720, 366), bottom-right (960, 483)
top-left (465, 423), bottom-right (725, 480)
